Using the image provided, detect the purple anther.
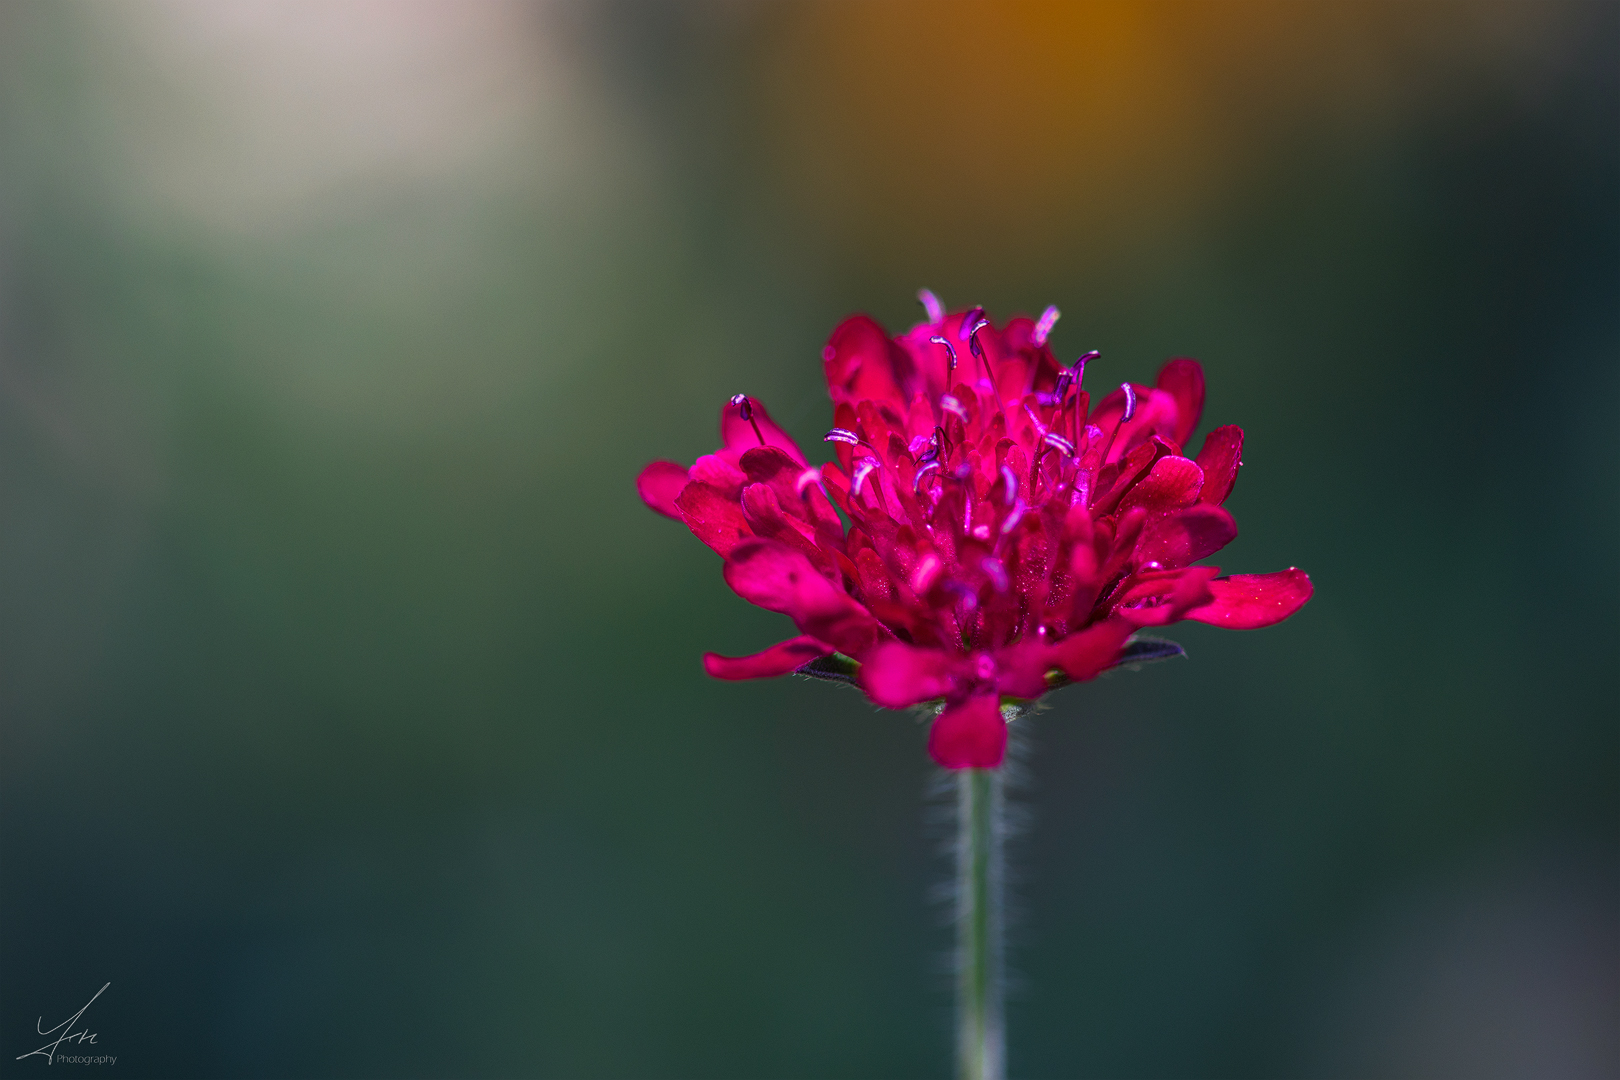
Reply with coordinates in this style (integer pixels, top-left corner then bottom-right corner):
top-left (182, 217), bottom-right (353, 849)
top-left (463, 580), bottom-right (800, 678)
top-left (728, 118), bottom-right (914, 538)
top-left (731, 393), bottom-right (766, 445)
top-left (953, 462), bottom-right (975, 481)
top-left (795, 468), bottom-right (823, 498)
top-left (852, 457), bottom-right (881, 497)
top-left (959, 306), bottom-right (985, 342)
top-left (1121, 382), bottom-right (1137, 422)
top-left (1053, 369), bottom-right (1073, 398)
top-left (824, 427), bottom-right (861, 446)
top-left (966, 317), bottom-right (990, 360)
top-left (913, 459), bottom-right (941, 491)
top-left (981, 556), bottom-right (1009, 593)
top-left (929, 335), bottom-right (959, 374)
top-left (940, 394), bottom-right (968, 422)
top-left (999, 500), bottom-right (1026, 536)
top-left (1033, 305), bottom-right (1060, 346)
top-left (998, 464), bottom-right (1018, 506)
top-left (1073, 349), bottom-right (1098, 389)
top-left (918, 288), bottom-right (944, 324)
top-left (1042, 431), bottom-right (1076, 457)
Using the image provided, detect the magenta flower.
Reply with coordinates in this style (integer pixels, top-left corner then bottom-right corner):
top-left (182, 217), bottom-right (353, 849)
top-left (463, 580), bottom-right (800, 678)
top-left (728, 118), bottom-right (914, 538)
top-left (638, 298), bottom-right (1311, 770)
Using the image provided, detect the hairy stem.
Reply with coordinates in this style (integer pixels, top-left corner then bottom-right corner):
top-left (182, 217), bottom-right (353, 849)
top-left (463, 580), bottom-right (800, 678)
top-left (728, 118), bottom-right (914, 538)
top-left (957, 767), bottom-right (1004, 1080)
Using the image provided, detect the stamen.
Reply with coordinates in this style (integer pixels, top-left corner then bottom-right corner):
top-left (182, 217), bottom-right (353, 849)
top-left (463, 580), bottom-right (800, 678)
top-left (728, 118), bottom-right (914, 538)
top-left (959, 306), bottom-right (985, 342)
top-left (1000, 500), bottom-right (1026, 535)
top-left (1033, 305), bottom-right (1060, 346)
top-left (998, 465), bottom-right (1018, 506)
top-left (1042, 431), bottom-right (1076, 457)
top-left (1121, 383), bottom-right (1137, 423)
top-left (795, 468), bottom-right (823, 498)
top-left (824, 427), bottom-right (862, 446)
top-left (940, 394), bottom-right (968, 422)
top-left (913, 459), bottom-right (941, 491)
top-left (852, 457), bottom-right (881, 497)
top-left (731, 393), bottom-right (766, 446)
top-left (981, 556), bottom-right (1009, 593)
top-left (929, 335), bottom-right (959, 377)
top-left (918, 288), bottom-right (944, 324)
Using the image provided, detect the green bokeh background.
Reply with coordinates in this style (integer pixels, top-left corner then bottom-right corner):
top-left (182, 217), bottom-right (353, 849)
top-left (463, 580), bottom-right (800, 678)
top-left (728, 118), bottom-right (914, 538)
top-left (2, 2), bottom-right (1615, 1077)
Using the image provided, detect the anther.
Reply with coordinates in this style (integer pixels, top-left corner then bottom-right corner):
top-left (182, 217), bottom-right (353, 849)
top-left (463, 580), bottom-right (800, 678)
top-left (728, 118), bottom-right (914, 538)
top-left (982, 556), bottom-right (1009, 593)
top-left (929, 335), bottom-right (959, 376)
top-left (1033, 305), bottom-right (1060, 347)
top-left (731, 393), bottom-right (766, 446)
top-left (1000, 501), bottom-right (1026, 535)
top-left (1121, 383), bottom-right (1137, 423)
top-left (959, 306), bottom-right (985, 342)
top-left (852, 457), bottom-right (881, 497)
top-left (824, 428), bottom-right (862, 446)
top-left (918, 288), bottom-right (944, 324)
top-left (913, 459), bottom-right (941, 491)
top-left (966, 317), bottom-right (990, 360)
top-left (1043, 431), bottom-right (1076, 457)
top-left (795, 468), bottom-right (823, 498)
top-left (999, 465), bottom-right (1018, 506)
top-left (940, 394), bottom-right (968, 422)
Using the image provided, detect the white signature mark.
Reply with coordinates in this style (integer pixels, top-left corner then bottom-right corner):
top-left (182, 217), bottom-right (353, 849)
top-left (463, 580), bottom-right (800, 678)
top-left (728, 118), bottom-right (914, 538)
top-left (15, 982), bottom-right (109, 1064)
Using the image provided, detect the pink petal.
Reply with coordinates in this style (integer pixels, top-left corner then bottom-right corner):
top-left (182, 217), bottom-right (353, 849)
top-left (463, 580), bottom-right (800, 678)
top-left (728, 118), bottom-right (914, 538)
top-left (720, 395), bottom-right (806, 465)
top-left (674, 482), bottom-right (753, 558)
top-left (1194, 425), bottom-right (1243, 506)
top-left (859, 641), bottom-right (961, 708)
top-left (722, 539), bottom-right (882, 656)
top-left (1117, 455), bottom-right (1204, 516)
top-left (690, 453), bottom-right (747, 499)
top-left (703, 636), bottom-right (833, 680)
top-left (990, 640), bottom-right (1055, 699)
top-left (928, 695), bottom-right (1007, 770)
top-left (1155, 358), bottom-right (1206, 447)
top-left (822, 314), bottom-right (917, 415)
top-left (636, 460), bottom-right (689, 520)
top-left (1136, 504), bottom-right (1238, 568)
top-left (1186, 569), bottom-right (1313, 629)
top-left (1044, 619), bottom-right (1135, 681)
top-left (1114, 566), bottom-right (1220, 627)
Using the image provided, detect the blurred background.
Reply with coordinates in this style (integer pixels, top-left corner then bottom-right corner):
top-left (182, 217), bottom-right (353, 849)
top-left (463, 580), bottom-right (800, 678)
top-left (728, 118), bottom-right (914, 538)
top-left (1, 1), bottom-right (1615, 1077)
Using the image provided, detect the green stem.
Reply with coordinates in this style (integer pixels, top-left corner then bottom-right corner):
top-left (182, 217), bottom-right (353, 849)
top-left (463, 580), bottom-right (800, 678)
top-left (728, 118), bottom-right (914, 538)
top-left (957, 767), bottom-right (1004, 1080)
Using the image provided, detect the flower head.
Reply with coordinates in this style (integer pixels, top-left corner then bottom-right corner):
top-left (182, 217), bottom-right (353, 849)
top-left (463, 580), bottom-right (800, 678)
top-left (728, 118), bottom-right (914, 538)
top-left (638, 298), bottom-right (1311, 769)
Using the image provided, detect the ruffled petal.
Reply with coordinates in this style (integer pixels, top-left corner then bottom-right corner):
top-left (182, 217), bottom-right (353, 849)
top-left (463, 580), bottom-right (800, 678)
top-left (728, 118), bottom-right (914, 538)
top-left (1194, 425), bottom-right (1243, 506)
top-left (703, 636), bottom-right (834, 680)
top-left (1114, 566), bottom-right (1220, 627)
top-left (1186, 569), bottom-right (1313, 629)
top-left (990, 640), bottom-right (1055, 699)
top-left (1136, 504), bottom-right (1238, 568)
top-left (675, 481), bottom-right (753, 557)
top-left (1044, 618), bottom-right (1134, 681)
top-left (928, 694), bottom-right (1007, 770)
top-left (1117, 454), bottom-right (1204, 516)
top-left (1155, 358), bottom-right (1206, 447)
top-left (722, 539), bottom-right (883, 655)
top-left (720, 395), bottom-right (806, 465)
top-left (822, 314), bottom-right (917, 415)
top-left (859, 640), bottom-right (961, 708)
top-left (636, 460), bottom-right (689, 520)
